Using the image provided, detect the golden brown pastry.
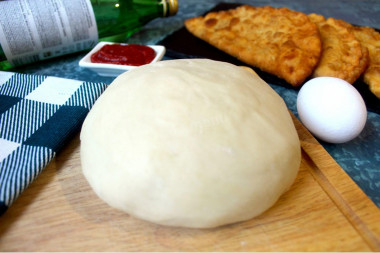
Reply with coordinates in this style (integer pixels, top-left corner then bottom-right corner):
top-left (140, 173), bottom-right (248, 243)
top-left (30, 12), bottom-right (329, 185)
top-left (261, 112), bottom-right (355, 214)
top-left (185, 5), bottom-right (322, 87)
top-left (333, 18), bottom-right (380, 99)
top-left (352, 26), bottom-right (380, 98)
top-left (308, 14), bottom-right (369, 84)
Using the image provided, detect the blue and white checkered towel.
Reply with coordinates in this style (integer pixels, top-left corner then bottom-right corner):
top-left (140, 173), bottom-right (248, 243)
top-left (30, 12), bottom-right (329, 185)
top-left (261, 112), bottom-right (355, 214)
top-left (0, 71), bottom-right (107, 215)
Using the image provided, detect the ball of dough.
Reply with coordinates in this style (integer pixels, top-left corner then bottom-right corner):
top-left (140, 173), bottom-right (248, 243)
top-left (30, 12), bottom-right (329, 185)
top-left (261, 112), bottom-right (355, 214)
top-left (80, 59), bottom-right (301, 228)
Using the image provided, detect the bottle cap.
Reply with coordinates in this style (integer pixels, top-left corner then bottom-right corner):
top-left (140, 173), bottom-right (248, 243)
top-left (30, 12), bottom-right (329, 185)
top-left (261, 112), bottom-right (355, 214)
top-left (166, 0), bottom-right (178, 16)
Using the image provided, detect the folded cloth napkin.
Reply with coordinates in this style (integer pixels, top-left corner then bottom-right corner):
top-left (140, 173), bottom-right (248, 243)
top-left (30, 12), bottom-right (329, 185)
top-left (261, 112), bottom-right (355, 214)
top-left (0, 71), bottom-right (107, 215)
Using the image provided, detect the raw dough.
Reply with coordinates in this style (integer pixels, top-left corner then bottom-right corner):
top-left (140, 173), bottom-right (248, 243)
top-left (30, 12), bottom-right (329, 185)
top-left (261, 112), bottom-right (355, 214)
top-left (80, 59), bottom-right (301, 228)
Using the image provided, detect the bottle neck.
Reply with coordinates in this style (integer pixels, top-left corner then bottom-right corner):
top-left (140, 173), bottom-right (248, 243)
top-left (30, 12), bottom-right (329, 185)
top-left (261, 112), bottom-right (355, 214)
top-left (92, 0), bottom-right (178, 41)
top-left (131, 0), bottom-right (178, 17)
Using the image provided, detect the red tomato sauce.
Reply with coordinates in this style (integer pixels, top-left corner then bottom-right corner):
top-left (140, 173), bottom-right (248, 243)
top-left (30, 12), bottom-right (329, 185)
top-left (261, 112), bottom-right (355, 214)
top-left (91, 44), bottom-right (156, 66)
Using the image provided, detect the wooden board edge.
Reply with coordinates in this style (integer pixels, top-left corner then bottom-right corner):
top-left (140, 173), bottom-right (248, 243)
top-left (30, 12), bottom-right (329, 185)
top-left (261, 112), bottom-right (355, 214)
top-left (290, 113), bottom-right (380, 251)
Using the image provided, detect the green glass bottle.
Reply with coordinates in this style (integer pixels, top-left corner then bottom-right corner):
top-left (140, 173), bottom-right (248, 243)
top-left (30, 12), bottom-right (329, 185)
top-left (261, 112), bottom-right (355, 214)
top-left (0, 0), bottom-right (178, 70)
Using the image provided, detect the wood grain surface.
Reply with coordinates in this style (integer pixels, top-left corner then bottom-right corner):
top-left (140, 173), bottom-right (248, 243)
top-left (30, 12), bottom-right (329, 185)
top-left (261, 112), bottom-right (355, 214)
top-left (0, 114), bottom-right (379, 252)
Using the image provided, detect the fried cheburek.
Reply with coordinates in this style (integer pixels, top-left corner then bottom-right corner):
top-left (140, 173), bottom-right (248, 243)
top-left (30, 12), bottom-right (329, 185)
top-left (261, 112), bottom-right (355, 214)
top-left (185, 5), bottom-right (322, 87)
top-left (333, 19), bottom-right (380, 99)
top-left (351, 27), bottom-right (380, 98)
top-left (308, 13), bottom-right (369, 84)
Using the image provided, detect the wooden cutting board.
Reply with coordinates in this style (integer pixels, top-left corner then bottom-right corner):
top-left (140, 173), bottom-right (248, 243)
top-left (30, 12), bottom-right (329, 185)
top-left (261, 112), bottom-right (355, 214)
top-left (0, 114), bottom-right (379, 251)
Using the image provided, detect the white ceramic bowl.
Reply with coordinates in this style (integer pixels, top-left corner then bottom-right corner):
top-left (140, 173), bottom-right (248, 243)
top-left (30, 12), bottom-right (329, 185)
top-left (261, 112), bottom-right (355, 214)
top-left (79, 42), bottom-right (166, 77)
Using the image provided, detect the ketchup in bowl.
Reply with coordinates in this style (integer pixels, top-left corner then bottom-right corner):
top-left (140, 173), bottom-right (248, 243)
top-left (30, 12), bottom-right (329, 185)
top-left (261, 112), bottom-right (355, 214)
top-left (90, 44), bottom-right (156, 66)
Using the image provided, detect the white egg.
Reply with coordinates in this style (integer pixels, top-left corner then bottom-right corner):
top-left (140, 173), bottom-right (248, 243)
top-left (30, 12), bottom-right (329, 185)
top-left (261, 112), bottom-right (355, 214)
top-left (297, 77), bottom-right (367, 144)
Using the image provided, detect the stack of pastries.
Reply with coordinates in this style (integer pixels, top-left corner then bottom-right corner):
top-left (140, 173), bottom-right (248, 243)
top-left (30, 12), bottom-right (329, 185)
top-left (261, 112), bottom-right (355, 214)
top-left (185, 5), bottom-right (380, 99)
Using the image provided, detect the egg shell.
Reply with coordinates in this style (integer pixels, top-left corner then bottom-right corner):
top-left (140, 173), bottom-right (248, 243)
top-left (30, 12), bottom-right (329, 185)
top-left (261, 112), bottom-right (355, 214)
top-left (297, 77), bottom-right (367, 144)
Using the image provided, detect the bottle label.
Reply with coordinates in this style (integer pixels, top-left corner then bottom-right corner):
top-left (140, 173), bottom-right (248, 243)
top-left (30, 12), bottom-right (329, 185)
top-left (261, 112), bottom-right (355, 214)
top-left (0, 0), bottom-right (98, 66)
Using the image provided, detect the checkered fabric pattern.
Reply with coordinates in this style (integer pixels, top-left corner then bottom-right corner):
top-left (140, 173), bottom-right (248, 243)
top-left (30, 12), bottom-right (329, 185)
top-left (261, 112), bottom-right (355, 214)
top-left (0, 71), bottom-right (107, 215)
